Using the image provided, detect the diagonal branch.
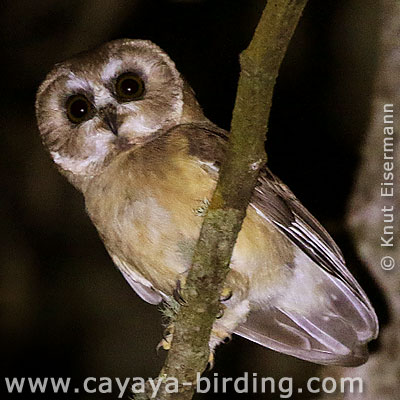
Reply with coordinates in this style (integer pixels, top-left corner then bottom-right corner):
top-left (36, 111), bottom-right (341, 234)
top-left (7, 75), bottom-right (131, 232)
top-left (149, 1), bottom-right (308, 399)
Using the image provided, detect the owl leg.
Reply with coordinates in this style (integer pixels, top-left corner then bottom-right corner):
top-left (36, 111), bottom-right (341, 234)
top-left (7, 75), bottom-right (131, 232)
top-left (157, 299), bottom-right (250, 369)
top-left (206, 298), bottom-right (250, 369)
top-left (159, 270), bottom-right (250, 365)
top-left (157, 305), bottom-right (229, 353)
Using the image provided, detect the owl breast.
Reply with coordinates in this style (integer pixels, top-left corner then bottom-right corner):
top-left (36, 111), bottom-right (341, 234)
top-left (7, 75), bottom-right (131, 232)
top-left (84, 132), bottom-right (216, 294)
top-left (84, 129), bottom-right (293, 298)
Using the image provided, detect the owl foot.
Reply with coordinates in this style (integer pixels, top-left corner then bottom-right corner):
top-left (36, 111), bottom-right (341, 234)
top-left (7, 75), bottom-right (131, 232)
top-left (157, 324), bottom-right (175, 352)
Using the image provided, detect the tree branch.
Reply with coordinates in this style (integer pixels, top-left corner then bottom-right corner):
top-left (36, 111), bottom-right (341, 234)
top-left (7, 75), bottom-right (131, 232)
top-left (148, 1), bottom-right (308, 399)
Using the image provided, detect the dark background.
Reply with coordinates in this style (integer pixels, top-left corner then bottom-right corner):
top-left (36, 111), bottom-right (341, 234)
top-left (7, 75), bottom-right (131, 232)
top-left (1, 0), bottom-right (384, 399)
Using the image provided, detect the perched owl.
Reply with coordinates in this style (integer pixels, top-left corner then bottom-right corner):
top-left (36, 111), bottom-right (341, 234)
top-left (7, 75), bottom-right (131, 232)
top-left (36, 39), bottom-right (378, 366)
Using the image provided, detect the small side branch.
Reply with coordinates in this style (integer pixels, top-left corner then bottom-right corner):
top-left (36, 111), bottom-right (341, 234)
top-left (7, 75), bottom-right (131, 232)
top-left (150, 1), bottom-right (308, 399)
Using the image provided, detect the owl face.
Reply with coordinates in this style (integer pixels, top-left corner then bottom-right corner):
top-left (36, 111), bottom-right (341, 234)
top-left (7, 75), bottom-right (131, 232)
top-left (36, 39), bottom-right (185, 177)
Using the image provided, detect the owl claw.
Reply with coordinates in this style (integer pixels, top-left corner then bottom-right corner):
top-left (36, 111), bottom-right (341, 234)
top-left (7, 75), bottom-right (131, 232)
top-left (157, 337), bottom-right (171, 352)
top-left (157, 324), bottom-right (175, 352)
top-left (207, 351), bottom-right (215, 370)
top-left (220, 288), bottom-right (233, 302)
top-left (223, 335), bottom-right (232, 344)
top-left (173, 280), bottom-right (186, 305)
top-left (213, 327), bottom-right (232, 346)
top-left (207, 331), bottom-right (232, 369)
top-left (216, 304), bottom-right (226, 319)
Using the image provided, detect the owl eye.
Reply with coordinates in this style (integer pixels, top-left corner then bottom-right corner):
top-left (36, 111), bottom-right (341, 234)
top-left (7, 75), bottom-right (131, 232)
top-left (115, 72), bottom-right (145, 101)
top-left (66, 94), bottom-right (94, 124)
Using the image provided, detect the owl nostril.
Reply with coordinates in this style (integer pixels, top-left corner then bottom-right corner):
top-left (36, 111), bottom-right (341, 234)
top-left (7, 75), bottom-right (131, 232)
top-left (99, 105), bottom-right (119, 136)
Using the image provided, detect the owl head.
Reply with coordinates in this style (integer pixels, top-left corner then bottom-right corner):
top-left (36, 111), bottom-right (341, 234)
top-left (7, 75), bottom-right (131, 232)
top-left (36, 39), bottom-right (206, 186)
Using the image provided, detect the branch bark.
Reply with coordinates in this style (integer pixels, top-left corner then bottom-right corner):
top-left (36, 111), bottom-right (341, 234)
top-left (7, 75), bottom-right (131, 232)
top-left (148, 1), bottom-right (308, 399)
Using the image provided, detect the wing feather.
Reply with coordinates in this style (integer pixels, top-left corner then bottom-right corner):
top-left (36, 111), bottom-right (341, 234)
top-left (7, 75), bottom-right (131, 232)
top-left (251, 168), bottom-right (377, 317)
top-left (234, 168), bottom-right (379, 365)
top-left (188, 127), bottom-right (378, 364)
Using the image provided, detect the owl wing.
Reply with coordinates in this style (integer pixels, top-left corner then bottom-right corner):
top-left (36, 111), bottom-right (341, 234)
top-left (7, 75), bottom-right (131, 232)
top-left (252, 168), bottom-right (367, 299)
top-left (184, 124), bottom-right (378, 365)
top-left (120, 269), bottom-right (163, 305)
top-left (234, 168), bottom-right (379, 365)
top-left (110, 253), bottom-right (164, 305)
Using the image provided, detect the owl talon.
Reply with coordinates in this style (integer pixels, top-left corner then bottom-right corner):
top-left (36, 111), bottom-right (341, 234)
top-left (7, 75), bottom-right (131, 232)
top-left (220, 288), bottom-right (233, 302)
top-left (157, 324), bottom-right (174, 352)
top-left (216, 304), bottom-right (226, 319)
top-left (157, 337), bottom-right (172, 352)
top-left (207, 351), bottom-right (215, 370)
top-left (223, 335), bottom-right (232, 344)
top-left (173, 280), bottom-right (186, 305)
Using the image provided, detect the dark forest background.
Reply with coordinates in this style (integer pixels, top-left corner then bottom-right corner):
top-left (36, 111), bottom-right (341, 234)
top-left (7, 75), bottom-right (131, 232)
top-left (1, 0), bottom-right (384, 399)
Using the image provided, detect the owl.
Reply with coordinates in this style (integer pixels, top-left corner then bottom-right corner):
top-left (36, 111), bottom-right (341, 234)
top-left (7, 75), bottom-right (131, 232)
top-left (36, 39), bottom-right (378, 366)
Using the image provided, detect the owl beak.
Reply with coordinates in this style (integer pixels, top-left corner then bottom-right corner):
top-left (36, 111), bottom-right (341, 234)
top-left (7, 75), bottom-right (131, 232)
top-left (99, 105), bottom-right (119, 136)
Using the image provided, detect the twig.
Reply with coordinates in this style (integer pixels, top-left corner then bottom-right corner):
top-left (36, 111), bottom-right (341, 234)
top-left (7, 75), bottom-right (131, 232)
top-left (149, 1), bottom-right (308, 399)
